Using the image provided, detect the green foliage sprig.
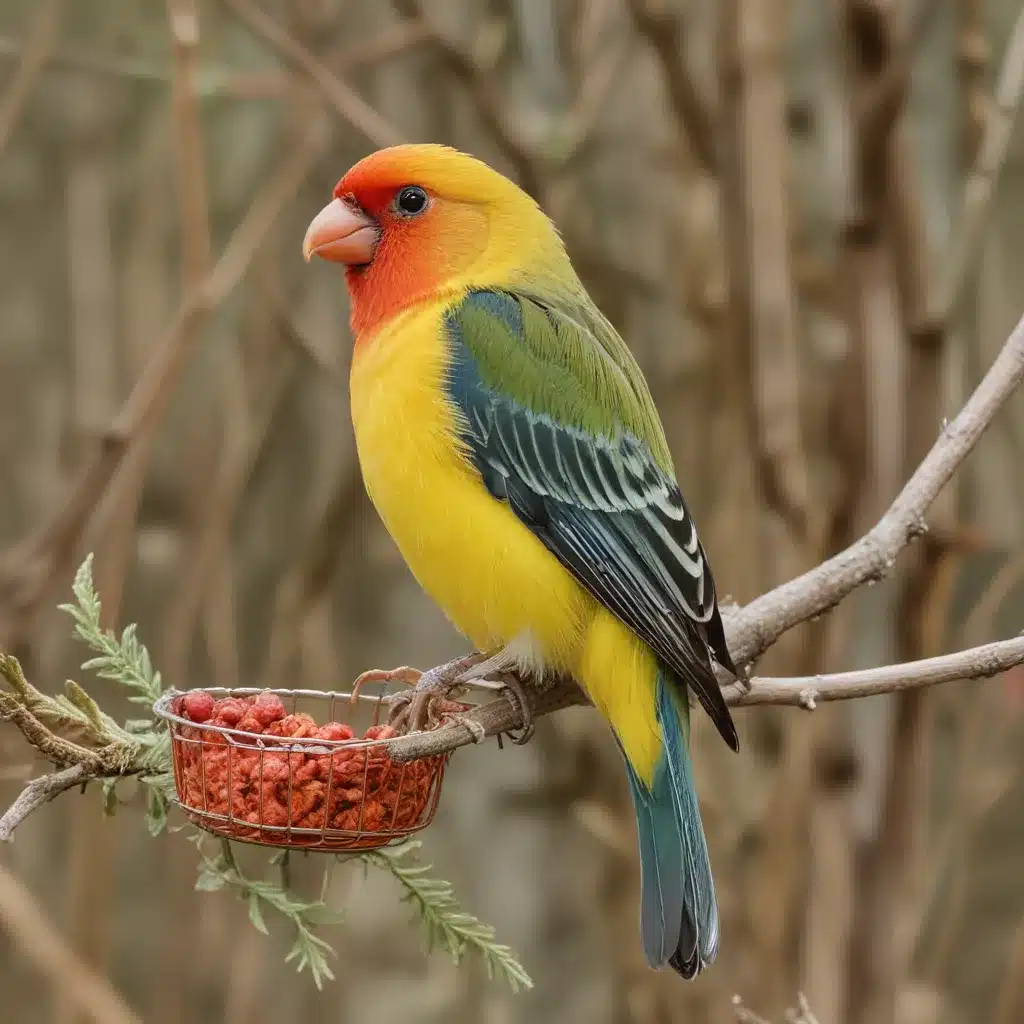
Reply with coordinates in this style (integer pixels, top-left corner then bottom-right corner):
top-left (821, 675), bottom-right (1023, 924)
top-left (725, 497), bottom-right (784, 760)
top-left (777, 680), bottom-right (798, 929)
top-left (58, 554), bottom-right (173, 834)
top-left (365, 841), bottom-right (534, 992)
top-left (192, 836), bottom-right (343, 989)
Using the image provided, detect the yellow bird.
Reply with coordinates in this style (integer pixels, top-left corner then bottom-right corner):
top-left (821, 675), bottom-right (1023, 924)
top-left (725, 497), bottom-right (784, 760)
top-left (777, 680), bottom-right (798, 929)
top-left (303, 144), bottom-right (739, 977)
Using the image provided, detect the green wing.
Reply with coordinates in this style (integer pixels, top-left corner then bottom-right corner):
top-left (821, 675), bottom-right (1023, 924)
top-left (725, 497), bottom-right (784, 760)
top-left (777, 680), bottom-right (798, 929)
top-left (444, 288), bottom-right (738, 752)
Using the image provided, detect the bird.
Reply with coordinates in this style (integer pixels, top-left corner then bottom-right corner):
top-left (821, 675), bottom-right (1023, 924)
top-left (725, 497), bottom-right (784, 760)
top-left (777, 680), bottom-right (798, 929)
top-left (302, 144), bottom-right (739, 978)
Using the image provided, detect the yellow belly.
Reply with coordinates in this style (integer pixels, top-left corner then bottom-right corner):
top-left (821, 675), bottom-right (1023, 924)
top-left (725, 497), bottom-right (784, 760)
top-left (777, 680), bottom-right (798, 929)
top-left (350, 301), bottom-right (663, 781)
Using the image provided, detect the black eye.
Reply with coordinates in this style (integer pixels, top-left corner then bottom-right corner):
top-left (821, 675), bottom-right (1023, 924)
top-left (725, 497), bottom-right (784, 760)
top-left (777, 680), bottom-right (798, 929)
top-left (396, 186), bottom-right (428, 216)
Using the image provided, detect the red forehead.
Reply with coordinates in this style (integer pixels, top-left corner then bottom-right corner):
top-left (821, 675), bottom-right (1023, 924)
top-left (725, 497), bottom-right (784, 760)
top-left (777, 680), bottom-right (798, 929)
top-left (334, 150), bottom-right (419, 206)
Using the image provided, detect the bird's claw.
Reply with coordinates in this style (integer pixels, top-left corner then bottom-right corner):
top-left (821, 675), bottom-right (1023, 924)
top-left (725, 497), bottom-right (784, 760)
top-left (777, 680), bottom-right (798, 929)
top-left (350, 665), bottom-right (422, 700)
top-left (384, 652), bottom-right (485, 733)
top-left (377, 652), bottom-right (537, 745)
top-left (494, 671), bottom-right (534, 744)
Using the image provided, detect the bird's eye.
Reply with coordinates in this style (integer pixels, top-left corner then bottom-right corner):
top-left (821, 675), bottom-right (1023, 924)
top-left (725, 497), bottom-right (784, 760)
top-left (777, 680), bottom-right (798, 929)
top-left (395, 186), bottom-right (429, 216)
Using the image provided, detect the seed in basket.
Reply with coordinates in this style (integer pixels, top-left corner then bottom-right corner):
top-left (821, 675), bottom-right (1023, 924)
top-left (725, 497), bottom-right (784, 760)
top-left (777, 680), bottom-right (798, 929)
top-left (315, 722), bottom-right (354, 741)
top-left (211, 696), bottom-right (250, 727)
top-left (181, 690), bottom-right (215, 723)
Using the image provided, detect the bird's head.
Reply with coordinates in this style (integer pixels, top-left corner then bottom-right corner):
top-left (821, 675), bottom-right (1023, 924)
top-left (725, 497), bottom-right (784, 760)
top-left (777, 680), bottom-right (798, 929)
top-left (302, 144), bottom-right (568, 337)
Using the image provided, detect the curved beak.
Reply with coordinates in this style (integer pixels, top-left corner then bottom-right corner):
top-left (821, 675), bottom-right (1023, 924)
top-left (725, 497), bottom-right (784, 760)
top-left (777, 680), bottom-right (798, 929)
top-left (302, 198), bottom-right (379, 265)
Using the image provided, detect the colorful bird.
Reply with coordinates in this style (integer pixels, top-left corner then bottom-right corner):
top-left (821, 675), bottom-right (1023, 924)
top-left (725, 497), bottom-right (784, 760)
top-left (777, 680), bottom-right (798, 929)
top-left (303, 144), bottom-right (739, 977)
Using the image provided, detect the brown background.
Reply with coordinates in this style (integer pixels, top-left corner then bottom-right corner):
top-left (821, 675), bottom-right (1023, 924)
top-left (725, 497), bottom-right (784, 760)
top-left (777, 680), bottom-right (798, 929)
top-left (2, 1), bottom-right (1024, 1022)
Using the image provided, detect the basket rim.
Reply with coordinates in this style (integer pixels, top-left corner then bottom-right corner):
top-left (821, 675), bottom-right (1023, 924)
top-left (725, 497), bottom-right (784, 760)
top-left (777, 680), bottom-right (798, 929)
top-left (153, 686), bottom-right (448, 753)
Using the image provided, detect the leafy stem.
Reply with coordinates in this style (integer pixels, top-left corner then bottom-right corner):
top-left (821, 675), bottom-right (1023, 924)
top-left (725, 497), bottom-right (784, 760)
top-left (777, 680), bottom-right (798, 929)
top-left (363, 841), bottom-right (534, 992)
top-left (192, 835), bottom-right (343, 989)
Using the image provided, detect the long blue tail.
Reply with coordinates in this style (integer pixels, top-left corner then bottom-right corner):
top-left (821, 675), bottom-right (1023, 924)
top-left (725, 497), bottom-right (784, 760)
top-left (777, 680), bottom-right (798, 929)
top-left (622, 672), bottom-right (719, 978)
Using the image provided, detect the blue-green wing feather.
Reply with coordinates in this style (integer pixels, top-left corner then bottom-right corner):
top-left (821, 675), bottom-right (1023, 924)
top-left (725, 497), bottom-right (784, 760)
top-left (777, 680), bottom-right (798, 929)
top-left (444, 289), bottom-right (738, 752)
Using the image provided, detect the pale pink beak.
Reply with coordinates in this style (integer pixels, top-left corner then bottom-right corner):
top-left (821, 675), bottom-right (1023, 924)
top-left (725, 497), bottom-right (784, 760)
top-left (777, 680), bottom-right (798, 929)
top-left (302, 198), bottom-right (379, 265)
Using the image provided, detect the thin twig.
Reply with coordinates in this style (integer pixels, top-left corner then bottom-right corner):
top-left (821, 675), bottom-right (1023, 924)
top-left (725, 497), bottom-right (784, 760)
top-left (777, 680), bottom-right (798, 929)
top-left (0, 865), bottom-right (142, 1024)
top-left (0, 0), bottom-right (62, 156)
top-left (220, 0), bottom-right (403, 148)
top-left (624, 0), bottom-right (716, 172)
top-left (724, 312), bottom-right (1024, 666)
top-left (393, 0), bottom-right (542, 196)
top-left (934, 3), bottom-right (1024, 323)
top-left (724, 634), bottom-right (1024, 707)
top-left (0, 764), bottom-right (89, 842)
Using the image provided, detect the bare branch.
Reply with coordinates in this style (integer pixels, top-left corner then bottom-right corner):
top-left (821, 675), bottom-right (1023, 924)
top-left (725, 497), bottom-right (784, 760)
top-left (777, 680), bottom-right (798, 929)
top-left (934, 3), bottom-right (1024, 323)
top-left (388, 633), bottom-right (1024, 762)
top-left (0, 122), bottom-right (329, 650)
top-left (0, 764), bottom-right (89, 843)
top-left (724, 635), bottom-right (1024, 707)
top-left (0, 0), bottom-right (62, 157)
top-left (724, 312), bottom-right (1024, 666)
top-left (388, 677), bottom-right (588, 763)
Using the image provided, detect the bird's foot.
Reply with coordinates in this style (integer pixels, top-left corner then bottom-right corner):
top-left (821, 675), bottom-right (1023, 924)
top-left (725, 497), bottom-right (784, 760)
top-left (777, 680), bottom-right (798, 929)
top-left (384, 652), bottom-right (487, 733)
top-left (493, 671), bottom-right (535, 744)
top-left (379, 648), bottom-right (537, 744)
top-left (730, 662), bottom-right (753, 694)
top-left (450, 666), bottom-right (536, 744)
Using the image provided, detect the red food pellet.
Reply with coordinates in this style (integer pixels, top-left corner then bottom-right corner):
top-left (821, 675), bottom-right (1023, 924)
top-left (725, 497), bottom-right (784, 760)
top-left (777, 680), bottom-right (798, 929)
top-left (212, 697), bottom-right (248, 727)
top-left (252, 692), bottom-right (287, 726)
top-left (181, 691), bottom-right (214, 723)
top-left (316, 722), bottom-right (354, 742)
top-left (363, 724), bottom-right (398, 741)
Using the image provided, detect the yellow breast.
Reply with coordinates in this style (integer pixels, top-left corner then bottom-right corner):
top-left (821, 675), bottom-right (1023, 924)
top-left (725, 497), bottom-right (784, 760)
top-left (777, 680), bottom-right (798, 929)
top-left (348, 301), bottom-right (587, 675)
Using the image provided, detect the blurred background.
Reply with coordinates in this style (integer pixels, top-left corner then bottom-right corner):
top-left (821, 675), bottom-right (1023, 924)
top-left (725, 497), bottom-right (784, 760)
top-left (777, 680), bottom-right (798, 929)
top-left (1, 0), bottom-right (1024, 1022)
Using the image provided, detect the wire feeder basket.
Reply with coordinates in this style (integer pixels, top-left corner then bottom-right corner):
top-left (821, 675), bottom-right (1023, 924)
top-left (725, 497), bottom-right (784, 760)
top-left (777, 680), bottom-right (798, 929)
top-left (153, 686), bottom-right (452, 852)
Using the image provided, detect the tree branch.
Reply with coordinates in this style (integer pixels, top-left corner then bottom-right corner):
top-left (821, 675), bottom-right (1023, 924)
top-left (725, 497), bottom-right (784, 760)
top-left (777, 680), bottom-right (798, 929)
top-left (0, 764), bottom-right (90, 842)
top-left (724, 311), bottom-right (1024, 666)
top-left (723, 634), bottom-right (1024, 708)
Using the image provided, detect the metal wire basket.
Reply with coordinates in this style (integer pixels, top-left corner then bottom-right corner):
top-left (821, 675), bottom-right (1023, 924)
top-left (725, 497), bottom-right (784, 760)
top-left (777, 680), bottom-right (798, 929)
top-left (153, 685), bottom-right (451, 851)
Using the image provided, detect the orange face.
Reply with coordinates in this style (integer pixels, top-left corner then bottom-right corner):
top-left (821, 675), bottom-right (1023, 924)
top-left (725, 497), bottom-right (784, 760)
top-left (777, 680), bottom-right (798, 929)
top-left (303, 149), bottom-right (490, 338)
